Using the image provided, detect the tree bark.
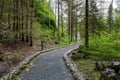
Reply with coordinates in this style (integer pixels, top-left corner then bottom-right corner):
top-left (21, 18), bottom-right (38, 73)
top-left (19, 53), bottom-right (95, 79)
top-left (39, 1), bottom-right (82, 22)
top-left (61, 1), bottom-right (64, 37)
top-left (75, 6), bottom-right (78, 42)
top-left (30, 0), bottom-right (34, 46)
top-left (58, 0), bottom-right (60, 42)
top-left (68, 0), bottom-right (72, 43)
top-left (25, 0), bottom-right (29, 43)
top-left (21, 0), bottom-right (25, 41)
top-left (85, 0), bottom-right (89, 48)
top-left (0, 0), bottom-right (4, 20)
top-left (8, 0), bottom-right (11, 29)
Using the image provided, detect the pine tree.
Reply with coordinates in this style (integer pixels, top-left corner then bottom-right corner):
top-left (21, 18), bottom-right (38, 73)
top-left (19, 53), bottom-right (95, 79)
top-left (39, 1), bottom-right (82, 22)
top-left (85, 0), bottom-right (89, 48)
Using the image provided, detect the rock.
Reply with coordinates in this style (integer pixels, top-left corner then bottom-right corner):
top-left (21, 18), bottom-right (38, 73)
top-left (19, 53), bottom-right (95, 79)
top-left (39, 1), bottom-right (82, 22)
top-left (101, 68), bottom-right (116, 80)
top-left (55, 41), bottom-right (60, 44)
top-left (100, 62), bottom-right (120, 80)
top-left (101, 72), bottom-right (117, 80)
top-left (95, 61), bottom-right (106, 71)
top-left (111, 62), bottom-right (120, 66)
top-left (71, 53), bottom-right (77, 60)
top-left (71, 52), bottom-right (82, 60)
top-left (54, 41), bottom-right (59, 44)
top-left (101, 67), bottom-right (120, 80)
top-left (0, 65), bottom-right (7, 75)
top-left (116, 74), bottom-right (120, 80)
top-left (83, 54), bottom-right (89, 59)
top-left (105, 68), bottom-right (115, 74)
top-left (72, 52), bottom-right (76, 56)
top-left (112, 57), bottom-right (120, 61)
top-left (108, 62), bottom-right (120, 73)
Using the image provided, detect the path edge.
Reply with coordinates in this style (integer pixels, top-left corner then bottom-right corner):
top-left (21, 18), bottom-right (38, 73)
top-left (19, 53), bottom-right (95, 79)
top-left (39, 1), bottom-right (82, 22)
top-left (0, 43), bottom-right (76, 80)
top-left (63, 47), bottom-right (85, 80)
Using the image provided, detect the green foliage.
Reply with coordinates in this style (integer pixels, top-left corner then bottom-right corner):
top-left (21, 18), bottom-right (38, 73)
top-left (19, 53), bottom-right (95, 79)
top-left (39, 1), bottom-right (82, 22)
top-left (34, 0), bottom-right (55, 29)
top-left (0, 31), bottom-right (13, 42)
top-left (113, 8), bottom-right (120, 31)
top-left (78, 31), bottom-right (120, 60)
top-left (74, 60), bottom-right (101, 80)
top-left (33, 22), bottom-right (54, 41)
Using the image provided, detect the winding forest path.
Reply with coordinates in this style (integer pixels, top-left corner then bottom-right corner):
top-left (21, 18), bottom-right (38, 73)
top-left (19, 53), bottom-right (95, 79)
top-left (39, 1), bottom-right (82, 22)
top-left (21, 44), bottom-right (79, 80)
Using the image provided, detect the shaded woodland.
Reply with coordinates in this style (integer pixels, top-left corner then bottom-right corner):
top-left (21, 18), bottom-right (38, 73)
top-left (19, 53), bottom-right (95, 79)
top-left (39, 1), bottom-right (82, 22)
top-left (0, 0), bottom-right (120, 79)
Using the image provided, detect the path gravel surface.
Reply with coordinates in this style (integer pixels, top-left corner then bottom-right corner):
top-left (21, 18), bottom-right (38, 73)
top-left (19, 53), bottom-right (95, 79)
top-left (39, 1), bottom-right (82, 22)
top-left (21, 44), bottom-right (79, 80)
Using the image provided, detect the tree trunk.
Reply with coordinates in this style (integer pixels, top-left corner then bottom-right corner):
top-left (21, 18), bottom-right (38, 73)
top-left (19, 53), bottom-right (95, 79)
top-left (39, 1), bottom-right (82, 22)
top-left (61, 1), bottom-right (64, 37)
top-left (85, 0), bottom-right (89, 48)
top-left (0, 0), bottom-right (4, 20)
top-left (68, 0), bottom-right (72, 43)
top-left (16, 0), bottom-right (19, 42)
top-left (75, 7), bottom-right (78, 42)
top-left (8, 0), bottom-right (11, 29)
top-left (29, 0), bottom-right (34, 47)
top-left (70, 0), bottom-right (73, 42)
top-left (25, 0), bottom-right (29, 43)
top-left (21, 0), bottom-right (25, 41)
top-left (58, 0), bottom-right (60, 42)
top-left (53, 2), bottom-right (57, 37)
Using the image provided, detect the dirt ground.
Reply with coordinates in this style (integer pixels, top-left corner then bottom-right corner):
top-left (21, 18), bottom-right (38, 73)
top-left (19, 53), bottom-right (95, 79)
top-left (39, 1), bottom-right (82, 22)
top-left (0, 40), bottom-right (55, 77)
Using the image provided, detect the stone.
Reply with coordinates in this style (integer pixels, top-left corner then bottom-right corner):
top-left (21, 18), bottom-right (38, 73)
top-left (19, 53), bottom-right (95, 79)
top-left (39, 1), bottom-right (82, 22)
top-left (105, 68), bottom-right (115, 74)
top-left (111, 62), bottom-right (120, 66)
top-left (108, 62), bottom-right (120, 73)
top-left (83, 54), bottom-right (89, 59)
top-left (101, 66), bottom-right (120, 80)
top-left (95, 61), bottom-right (106, 71)
top-left (101, 68), bottom-right (116, 80)
top-left (115, 74), bottom-right (120, 79)
top-left (54, 41), bottom-right (59, 44)
top-left (0, 65), bottom-right (7, 75)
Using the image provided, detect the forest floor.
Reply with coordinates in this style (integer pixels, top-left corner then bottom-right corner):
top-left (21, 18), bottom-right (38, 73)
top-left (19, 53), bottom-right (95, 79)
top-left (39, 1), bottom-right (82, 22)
top-left (70, 49), bottom-right (120, 80)
top-left (0, 40), bottom-right (67, 77)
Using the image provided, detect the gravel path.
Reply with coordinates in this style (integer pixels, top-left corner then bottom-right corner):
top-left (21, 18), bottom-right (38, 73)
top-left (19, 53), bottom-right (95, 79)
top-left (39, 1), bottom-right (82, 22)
top-left (21, 44), bottom-right (79, 80)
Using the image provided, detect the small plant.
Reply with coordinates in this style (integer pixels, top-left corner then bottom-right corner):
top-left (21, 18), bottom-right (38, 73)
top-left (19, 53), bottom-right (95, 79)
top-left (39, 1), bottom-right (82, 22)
top-left (11, 51), bottom-right (24, 64)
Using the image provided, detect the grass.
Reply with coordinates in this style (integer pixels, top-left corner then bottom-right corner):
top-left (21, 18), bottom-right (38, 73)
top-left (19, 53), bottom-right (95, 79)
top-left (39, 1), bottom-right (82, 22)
top-left (74, 59), bottom-right (101, 80)
top-left (72, 31), bottom-right (120, 79)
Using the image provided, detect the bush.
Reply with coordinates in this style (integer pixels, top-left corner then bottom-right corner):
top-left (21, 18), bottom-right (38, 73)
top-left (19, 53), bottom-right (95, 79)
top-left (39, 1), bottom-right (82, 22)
top-left (78, 31), bottom-right (120, 60)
